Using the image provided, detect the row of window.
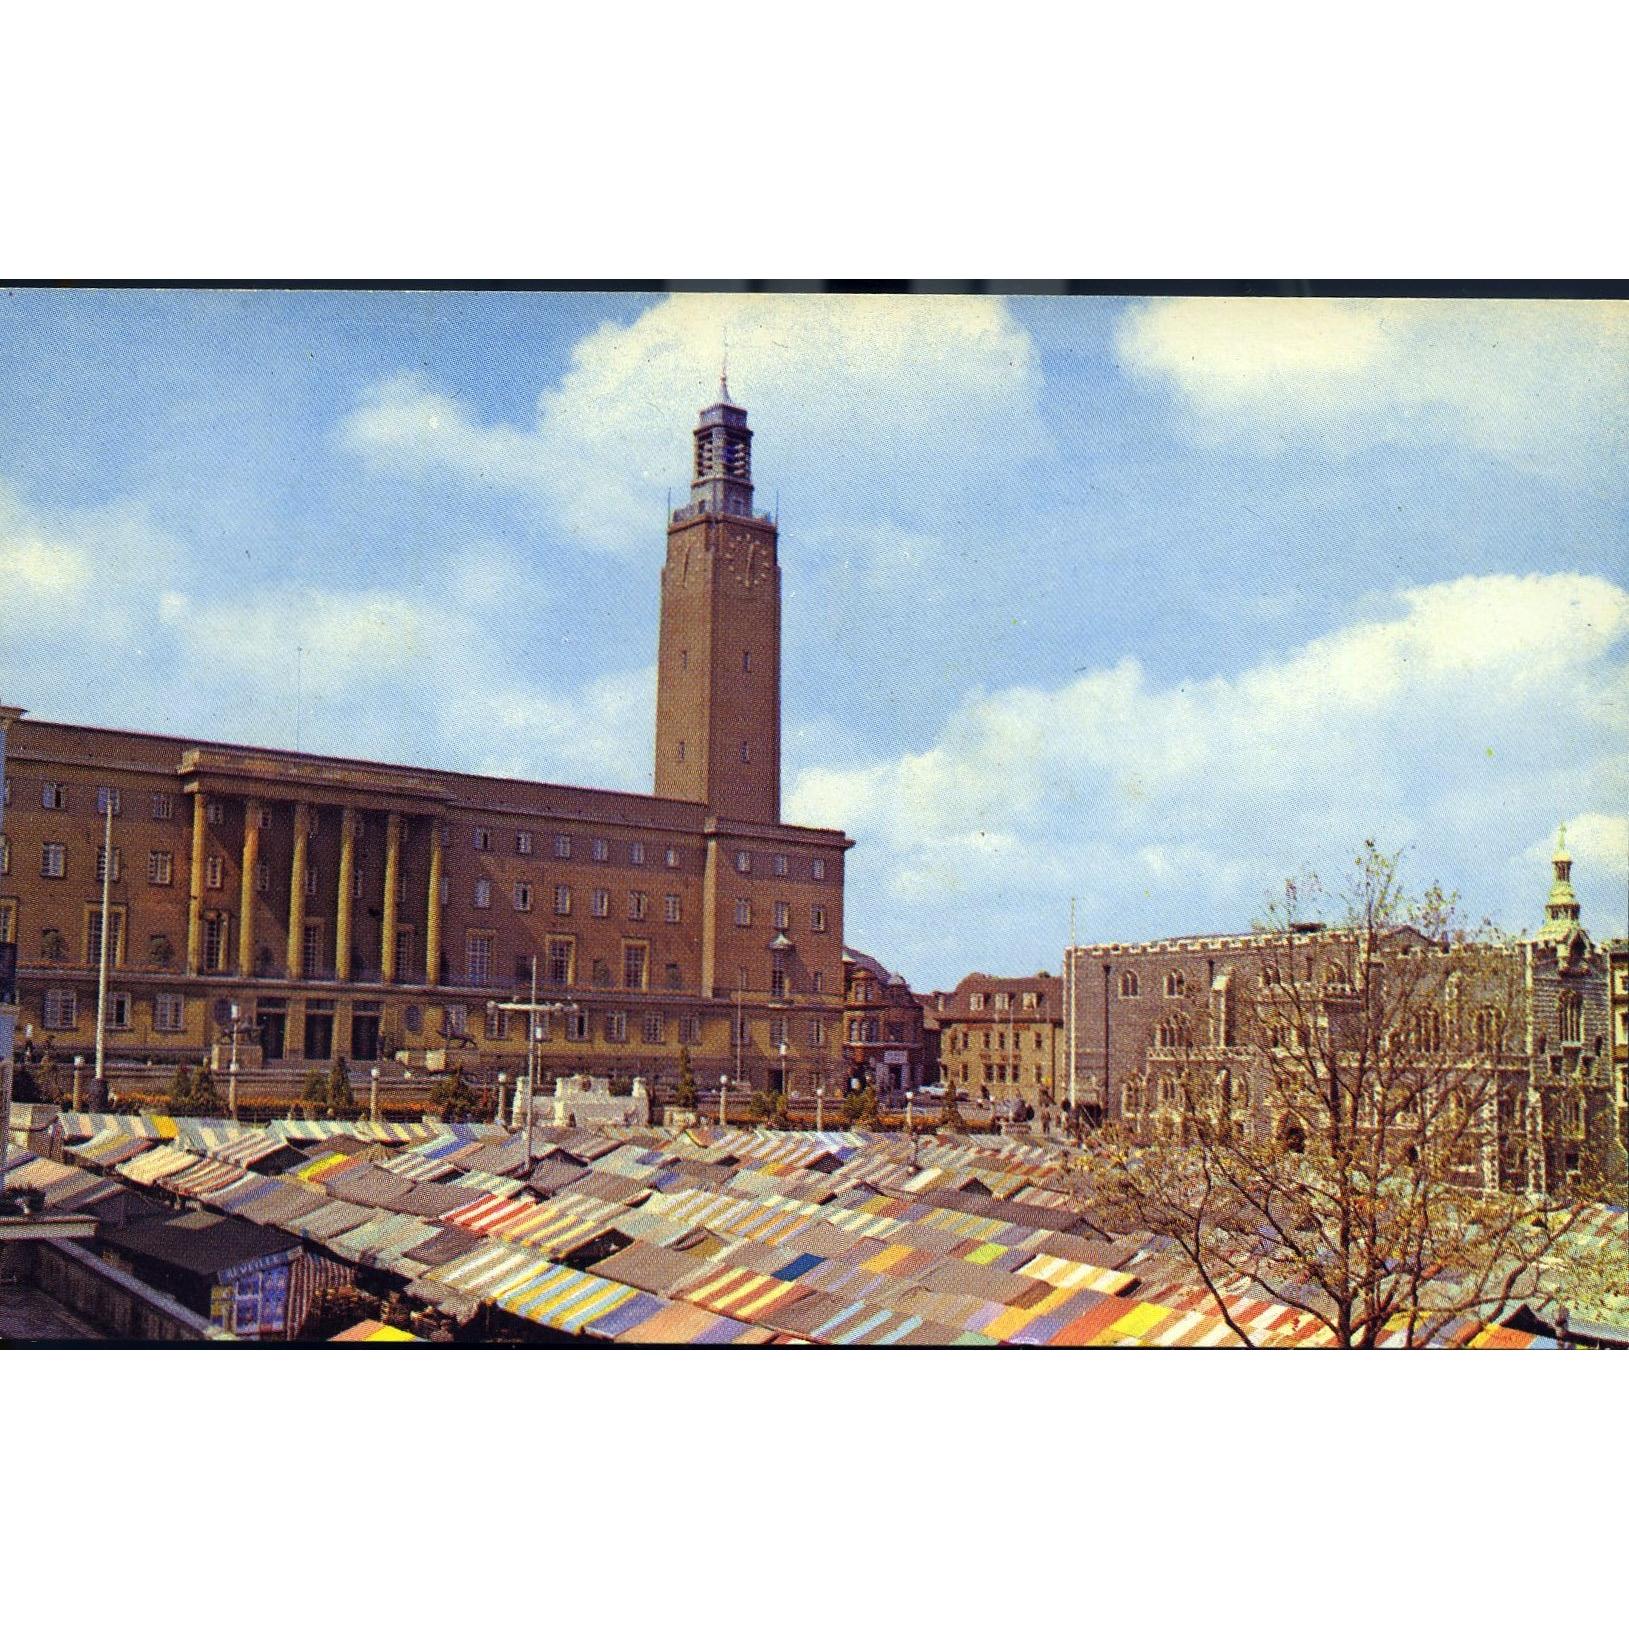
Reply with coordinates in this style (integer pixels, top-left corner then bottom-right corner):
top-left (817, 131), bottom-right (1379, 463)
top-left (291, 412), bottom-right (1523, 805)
top-left (41, 988), bottom-right (187, 1031)
top-left (953, 1062), bottom-right (1047, 1086)
top-left (966, 990), bottom-right (1045, 1012)
top-left (733, 898), bottom-right (827, 932)
top-left (478, 1006), bottom-right (825, 1049)
top-left (949, 1028), bottom-right (1050, 1052)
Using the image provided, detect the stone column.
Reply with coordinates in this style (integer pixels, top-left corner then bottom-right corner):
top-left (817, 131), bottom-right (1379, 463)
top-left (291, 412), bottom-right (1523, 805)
top-left (238, 798), bottom-right (262, 976)
top-left (335, 807), bottom-right (356, 982)
top-left (425, 825), bottom-right (443, 987)
top-left (287, 802), bottom-right (311, 980)
top-left (186, 791), bottom-right (208, 974)
top-left (380, 811), bottom-right (401, 983)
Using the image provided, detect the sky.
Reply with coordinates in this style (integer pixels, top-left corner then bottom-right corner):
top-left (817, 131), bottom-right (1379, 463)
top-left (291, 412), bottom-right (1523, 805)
top-left (2, 289), bottom-right (1625, 988)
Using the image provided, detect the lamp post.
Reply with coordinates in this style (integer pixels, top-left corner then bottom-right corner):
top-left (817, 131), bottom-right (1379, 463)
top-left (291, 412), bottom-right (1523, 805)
top-left (1102, 960), bottom-right (1112, 1131)
top-left (495, 1071), bottom-right (507, 1126)
top-left (487, 955), bottom-right (577, 1175)
top-left (72, 1055), bottom-right (85, 1113)
top-left (778, 1038), bottom-right (788, 1110)
top-left (370, 1065), bottom-right (380, 1123)
top-left (719, 1074), bottom-right (729, 1127)
top-left (906, 1089), bottom-right (920, 1168)
top-left (816, 1081), bottom-right (825, 1134)
top-left (228, 1002), bottom-right (241, 1118)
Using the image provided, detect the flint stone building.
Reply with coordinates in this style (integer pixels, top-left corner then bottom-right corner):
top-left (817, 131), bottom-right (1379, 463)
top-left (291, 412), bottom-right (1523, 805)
top-left (0, 384), bottom-right (851, 1099)
top-left (1063, 839), bottom-right (1626, 1191)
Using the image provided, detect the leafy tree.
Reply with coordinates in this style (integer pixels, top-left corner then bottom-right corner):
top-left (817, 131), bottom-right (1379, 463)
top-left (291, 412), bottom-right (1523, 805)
top-left (845, 1085), bottom-right (882, 1130)
top-left (167, 1063), bottom-right (194, 1113)
top-left (674, 1047), bottom-right (698, 1110)
top-left (190, 1065), bottom-right (221, 1115)
top-left (1079, 843), bottom-right (1612, 1348)
top-left (327, 1057), bottom-right (355, 1114)
top-left (941, 1079), bottom-right (966, 1132)
top-left (302, 1069), bottom-right (331, 1116)
top-left (748, 1088), bottom-right (777, 1125)
top-left (433, 1062), bottom-right (479, 1122)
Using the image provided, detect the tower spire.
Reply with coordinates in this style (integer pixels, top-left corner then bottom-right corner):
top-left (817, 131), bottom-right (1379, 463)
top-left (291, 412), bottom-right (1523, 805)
top-left (1538, 822), bottom-right (1583, 942)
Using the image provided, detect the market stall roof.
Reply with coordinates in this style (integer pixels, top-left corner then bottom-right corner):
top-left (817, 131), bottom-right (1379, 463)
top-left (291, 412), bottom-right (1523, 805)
top-left (102, 1211), bottom-right (299, 1277)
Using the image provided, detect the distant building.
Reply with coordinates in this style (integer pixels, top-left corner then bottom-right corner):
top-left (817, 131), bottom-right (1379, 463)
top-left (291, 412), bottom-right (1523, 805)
top-left (841, 948), bottom-right (936, 1094)
top-left (1062, 837), bottom-right (1624, 1192)
top-left (933, 972), bottom-right (1062, 1109)
top-left (0, 384), bottom-right (851, 1101)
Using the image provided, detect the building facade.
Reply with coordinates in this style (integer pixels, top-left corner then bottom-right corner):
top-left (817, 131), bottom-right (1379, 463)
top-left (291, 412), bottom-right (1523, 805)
top-left (0, 385), bottom-right (851, 1100)
top-left (933, 972), bottom-right (1062, 1109)
top-left (1061, 839), bottom-right (1625, 1191)
top-left (841, 948), bottom-right (936, 1096)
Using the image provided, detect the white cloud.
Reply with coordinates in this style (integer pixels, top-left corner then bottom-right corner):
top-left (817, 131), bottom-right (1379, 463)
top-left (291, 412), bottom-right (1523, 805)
top-left (1116, 297), bottom-right (1629, 476)
top-left (340, 293), bottom-right (1048, 551)
top-left (792, 572), bottom-right (1629, 978)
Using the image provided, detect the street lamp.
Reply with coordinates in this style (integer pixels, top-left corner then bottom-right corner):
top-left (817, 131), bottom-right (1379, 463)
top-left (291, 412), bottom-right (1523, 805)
top-left (495, 1071), bottom-right (507, 1126)
top-left (228, 1003), bottom-right (241, 1119)
top-left (370, 1065), bottom-right (381, 1122)
top-left (816, 1081), bottom-right (825, 1134)
top-left (719, 1074), bottom-right (729, 1127)
top-left (488, 956), bottom-right (578, 1175)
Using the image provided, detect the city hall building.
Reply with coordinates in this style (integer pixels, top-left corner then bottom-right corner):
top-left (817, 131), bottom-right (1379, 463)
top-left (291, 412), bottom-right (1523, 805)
top-left (0, 383), bottom-right (852, 1098)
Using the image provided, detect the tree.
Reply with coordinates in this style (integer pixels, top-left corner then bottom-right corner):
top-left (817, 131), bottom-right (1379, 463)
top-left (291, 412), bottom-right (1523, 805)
top-left (327, 1057), bottom-right (355, 1115)
top-left (433, 1062), bottom-right (478, 1122)
top-left (167, 1063), bottom-right (194, 1113)
top-left (941, 1079), bottom-right (965, 1132)
top-left (674, 1046), bottom-right (698, 1110)
top-left (1079, 843), bottom-right (1610, 1348)
top-left (302, 1069), bottom-right (331, 1116)
top-left (844, 1084), bottom-right (882, 1130)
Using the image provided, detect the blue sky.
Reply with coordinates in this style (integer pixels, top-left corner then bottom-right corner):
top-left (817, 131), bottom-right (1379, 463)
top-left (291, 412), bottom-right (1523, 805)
top-left (2, 290), bottom-right (1625, 987)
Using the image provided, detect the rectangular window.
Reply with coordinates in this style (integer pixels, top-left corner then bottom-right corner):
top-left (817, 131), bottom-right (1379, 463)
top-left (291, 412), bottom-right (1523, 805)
top-left (735, 850), bottom-right (751, 874)
top-left (547, 937), bottom-right (574, 986)
top-left (300, 919), bottom-right (322, 978)
top-left (516, 830), bottom-right (533, 856)
top-left (258, 806), bottom-right (273, 830)
top-left (664, 893), bottom-right (681, 924)
top-left (0, 900), bottom-right (15, 944)
top-left (812, 858), bottom-right (826, 881)
top-left (107, 991), bottom-right (132, 1029)
top-left (592, 837), bottom-right (609, 862)
top-left (485, 1005), bottom-right (509, 1040)
top-left (734, 898), bottom-right (752, 927)
top-left (0, 835), bottom-right (9, 876)
top-left (154, 992), bottom-right (185, 1032)
top-left (642, 1012), bottom-right (665, 1045)
top-left (206, 800), bottom-right (224, 826)
top-left (665, 847), bottom-right (679, 869)
top-left (665, 961), bottom-right (682, 990)
top-left (466, 933), bottom-right (493, 986)
top-left (43, 988), bottom-right (78, 1029)
top-left (812, 971), bottom-right (825, 994)
top-left (680, 1015), bottom-right (701, 1045)
top-left (605, 1011), bottom-right (627, 1043)
top-left (396, 872), bottom-right (407, 906)
top-left (555, 883), bottom-right (572, 915)
top-left (774, 901), bottom-right (790, 930)
top-left (811, 905), bottom-right (828, 932)
top-left (474, 826), bottom-right (492, 851)
top-left (151, 792), bottom-right (174, 821)
top-left (304, 864), bottom-right (317, 898)
top-left (773, 854), bottom-right (788, 877)
top-left (623, 942), bottom-right (648, 990)
top-left (97, 786), bottom-right (122, 815)
top-left (771, 963), bottom-right (787, 999)
top-left (810, 1017), bottom-right (825, 1046)
top-left (554, 835), bottom-right (572, 860)
top-left (188, 909), bottom-right (221, 972)
top-left (86, 906), bottom-right (126, 966)
top-left (567, 1010), bottom-right (589, 1042)
top-left (769, 1016), bottom-right (788, 1048)
top-left (474, 879), bottom-right (492, 909)
top-left (592, 889), bottom-right (610, 918)
top-left (96, 846), bottom-right (123, 884)
top-left (628, 891), bottom-right (648, 921)
top-left (42, 781), bottom-right (67, 810)
top-left (352, 869), bottom-right (363, 901)
top-left (739, 742), bottom-right (751, 764)
top-left (514, 881), bottom-right (533, 912)
top-left (204, 853), bottom-right (223, 889)
top-left (444, 1003), bottom-right (469, 1037)
top-left (254, 860), bottom-right (269, 894)
top-left (630, 841), bottom-right (646, 866)
top-left (395, 925), bottom-right (415, 974)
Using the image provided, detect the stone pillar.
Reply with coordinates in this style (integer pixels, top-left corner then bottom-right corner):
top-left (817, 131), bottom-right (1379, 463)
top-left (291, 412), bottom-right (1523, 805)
top-left (238, 798), bottom-right (262, 976)
top-left (287, 802), bottom-right (311, 981)
top-left (186, 791), bottom-right (208, 974)
top-left (380, 811), bottom-right (401, 982)
top-left (425, 825), bottom-right (443, 987)
top-left (335, 807), bottom-right (356, 982)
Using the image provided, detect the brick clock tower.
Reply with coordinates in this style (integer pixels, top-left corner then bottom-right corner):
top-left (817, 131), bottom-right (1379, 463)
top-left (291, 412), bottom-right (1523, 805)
top-left (654, 375), bottom-right (782, 824)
